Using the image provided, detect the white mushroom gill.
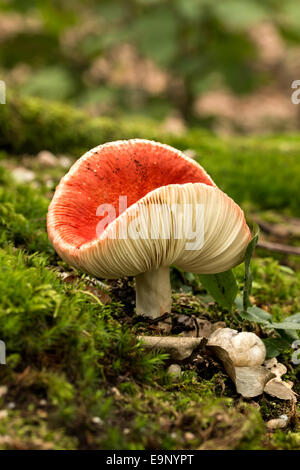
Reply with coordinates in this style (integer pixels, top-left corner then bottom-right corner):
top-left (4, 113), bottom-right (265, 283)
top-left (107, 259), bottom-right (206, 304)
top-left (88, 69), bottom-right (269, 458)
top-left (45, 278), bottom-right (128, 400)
top-left (59, 183), bottom-right (251, 319)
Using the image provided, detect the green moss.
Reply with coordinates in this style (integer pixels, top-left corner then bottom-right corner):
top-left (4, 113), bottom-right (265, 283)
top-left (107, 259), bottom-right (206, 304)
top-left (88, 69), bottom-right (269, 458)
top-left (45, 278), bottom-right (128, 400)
top-left (0, 165), bottom-right (52, 256)
top-left (101, 386), bottom-right (264, 450)
top-left (0, 247), bottom-right (166, 383)
top-left (259, 397), bottom-right (289, 421)
top-left (0, 242), bottom-right (269, 450)
top-left (270, 430), bottom-right (300, 450)
top-left (0, 409), bottom-right (77, 450)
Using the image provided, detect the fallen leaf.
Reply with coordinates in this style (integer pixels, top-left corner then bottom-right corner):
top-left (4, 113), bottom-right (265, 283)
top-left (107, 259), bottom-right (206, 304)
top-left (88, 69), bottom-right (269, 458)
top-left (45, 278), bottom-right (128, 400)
top-left (207, 344), bottom-right (274, 397)
top-left (264, 378), bottom-right (297, 401)
top-left (58, 272), bottom-right (78, 283)
top-left (263, 358), bottom-right (297, 400)
top-left (16, 366), bottom-right (31, 383)
top-left (84, 286), bottom-right (112, 304)
top-left (184, 318), bottom-right (225, 338)
top-left (158, 317), bottom-right (172, 334)
top-left (264, 358), bottom-right (287, 379)
top-left (234, 366), bottom-right (275, 398)
top-left (264, 358), bottom-right (277, 368)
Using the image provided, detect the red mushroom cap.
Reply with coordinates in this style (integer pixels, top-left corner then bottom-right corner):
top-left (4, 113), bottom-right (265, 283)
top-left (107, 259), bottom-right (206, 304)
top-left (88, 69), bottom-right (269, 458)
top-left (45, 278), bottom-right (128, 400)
top-left (48, 140), bottom-right (214, 259)
top-left (47, 139), bottom-right (250, 278)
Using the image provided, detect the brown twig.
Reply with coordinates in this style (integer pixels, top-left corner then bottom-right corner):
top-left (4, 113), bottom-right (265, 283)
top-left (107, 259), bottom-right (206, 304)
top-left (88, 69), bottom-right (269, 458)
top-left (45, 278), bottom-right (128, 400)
top-left (257, 240), bottom-right (300, 256)
top-left (251, 216), bottom-right (300, 239)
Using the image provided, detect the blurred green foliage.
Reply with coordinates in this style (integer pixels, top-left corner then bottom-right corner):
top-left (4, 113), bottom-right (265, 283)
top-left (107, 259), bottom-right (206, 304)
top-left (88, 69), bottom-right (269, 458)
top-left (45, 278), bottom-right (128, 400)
top-left (2, 94), bottom-right (300, 216)
top-left (1, 0), bottom-right (300, 123)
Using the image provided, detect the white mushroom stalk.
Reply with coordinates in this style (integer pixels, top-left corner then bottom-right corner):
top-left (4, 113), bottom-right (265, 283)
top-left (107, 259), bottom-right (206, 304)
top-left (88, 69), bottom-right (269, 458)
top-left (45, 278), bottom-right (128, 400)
top-left (135, 267), bottom-right (172, 319)
top-left (47, 139), bottom-right (251, 319)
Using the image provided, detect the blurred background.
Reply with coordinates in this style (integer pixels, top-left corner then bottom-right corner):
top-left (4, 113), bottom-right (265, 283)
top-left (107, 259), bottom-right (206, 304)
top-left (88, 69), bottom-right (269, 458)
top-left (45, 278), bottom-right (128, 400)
top-left (1, 0), bottom-right (300, 135)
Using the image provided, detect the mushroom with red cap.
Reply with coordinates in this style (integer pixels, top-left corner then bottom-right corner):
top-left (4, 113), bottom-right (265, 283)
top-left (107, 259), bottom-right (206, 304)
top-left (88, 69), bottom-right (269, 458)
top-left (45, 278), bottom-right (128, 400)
top-left (47, 139), bottom-right (251, 319)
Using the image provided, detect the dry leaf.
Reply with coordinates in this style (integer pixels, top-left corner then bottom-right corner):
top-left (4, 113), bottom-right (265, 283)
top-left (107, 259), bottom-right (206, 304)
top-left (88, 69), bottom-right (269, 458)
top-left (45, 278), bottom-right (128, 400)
top-left (264, 378), bottom-right (297, 401)
top-left (268, 365), bottom-right (287, 380)
top-left (207, 344), bottom-right (275, 397)
top-left (158, 317), bottom-right (172, 334)
top-left (234, 366), bottom-right (275, 398)
top-left (263, 358), bottom-right (297, 401)
top-left (84, 286), bottom-right (112, 304)
top-left (185, 318), bottom-right (225, 338)
top-left (57, 271), bottom-right (79, 284)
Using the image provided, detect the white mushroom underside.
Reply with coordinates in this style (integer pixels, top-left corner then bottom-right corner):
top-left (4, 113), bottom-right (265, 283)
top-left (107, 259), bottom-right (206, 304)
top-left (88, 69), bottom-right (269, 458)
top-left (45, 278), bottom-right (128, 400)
top-left (51, 182), bottom-right (251, 279)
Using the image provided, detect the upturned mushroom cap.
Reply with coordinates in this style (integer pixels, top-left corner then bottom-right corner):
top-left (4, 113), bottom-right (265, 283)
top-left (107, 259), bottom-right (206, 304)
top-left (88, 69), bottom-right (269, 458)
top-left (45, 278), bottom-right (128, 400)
top-left (208, 328), bottom-right (266, 367)
top-left (47, 139), bottom-right (251, 279)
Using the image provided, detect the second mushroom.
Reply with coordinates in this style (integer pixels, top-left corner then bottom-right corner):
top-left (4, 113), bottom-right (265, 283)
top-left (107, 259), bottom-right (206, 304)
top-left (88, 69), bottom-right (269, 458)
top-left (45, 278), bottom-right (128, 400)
top-left (47, 139), bottom-right (251, 318)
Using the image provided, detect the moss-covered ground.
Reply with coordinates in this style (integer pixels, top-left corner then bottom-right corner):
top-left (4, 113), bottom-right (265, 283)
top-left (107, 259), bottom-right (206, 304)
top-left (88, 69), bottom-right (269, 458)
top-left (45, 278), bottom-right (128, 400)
top-left (0, 95), bottom-right (299, 450)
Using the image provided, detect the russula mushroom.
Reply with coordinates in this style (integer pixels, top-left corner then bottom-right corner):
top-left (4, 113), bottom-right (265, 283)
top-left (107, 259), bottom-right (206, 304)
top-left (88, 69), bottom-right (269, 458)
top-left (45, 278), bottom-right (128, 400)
top-left (207, 328), bottom-right (266, 367)
top-left (47, 139), bottom-right (251, 319)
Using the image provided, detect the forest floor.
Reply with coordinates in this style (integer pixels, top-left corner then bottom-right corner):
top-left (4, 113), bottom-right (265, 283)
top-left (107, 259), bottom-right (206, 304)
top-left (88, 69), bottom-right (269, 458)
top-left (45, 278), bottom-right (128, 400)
top-left (0, 95), bottom-right (299, 450)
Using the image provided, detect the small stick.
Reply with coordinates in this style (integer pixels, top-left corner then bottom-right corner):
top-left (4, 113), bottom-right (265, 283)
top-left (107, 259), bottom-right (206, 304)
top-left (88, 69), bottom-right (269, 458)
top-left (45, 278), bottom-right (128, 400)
top-left (258, 240), bottom-right (300, 256)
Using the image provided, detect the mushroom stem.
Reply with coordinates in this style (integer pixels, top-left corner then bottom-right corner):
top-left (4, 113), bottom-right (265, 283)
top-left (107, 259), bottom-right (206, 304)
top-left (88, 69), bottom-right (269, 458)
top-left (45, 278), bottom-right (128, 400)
top-left (135, 266), bottom-right (172, 319)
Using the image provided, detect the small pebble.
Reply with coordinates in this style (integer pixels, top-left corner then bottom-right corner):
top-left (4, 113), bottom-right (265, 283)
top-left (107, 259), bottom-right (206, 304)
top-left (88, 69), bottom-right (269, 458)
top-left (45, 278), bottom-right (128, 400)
top-left (167, 364), bottom-right (182, 380)
top-left (267, 417), bottom-right (288, 430)
top-left (184, 432), bottom-right (195, 441)
top-left (279, 414), bottom-right (289, 421)
top-left (92, 416), bottom-right (103, 425)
